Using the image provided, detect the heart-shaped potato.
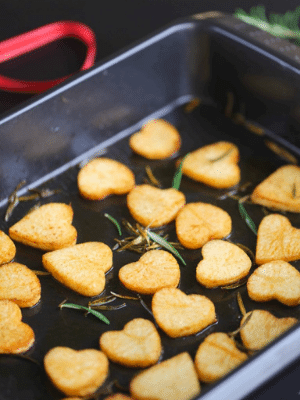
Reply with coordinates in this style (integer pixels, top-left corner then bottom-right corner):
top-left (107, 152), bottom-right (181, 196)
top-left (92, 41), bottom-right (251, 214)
top-left (240, 310), bottom-right (298, 350)
top-left (129, 119), bottom-right (181, 160)
top-left (0, 262), bottom-right (41, 307)
top-left (152, 287), bottom-right (216, 338)
top-left (44, 347), bottom-right (109, 397)
top-left (78, 157), bottom-right (135, 200)
top-left (247, 260), bottom-right (300, 306)
top-left (127, 184), bottom-right (185, 228)
top-left (61, 398), bottom-right (82, 400)
top-left (181, 141), bottom-right (240, 188)
top-left (256, 214), bottom-right (300, 264)
top-left (175, 202), bottom-right (232, 249)
top-left (119, 250), bottom-right (180, 295)
top-left (0, 230), bottom-right (16, 264)
top-left (9, 203), bottom-right (77, 251)
top-left (130, 352), bottom-right (201, 400)
top-left (194, 332), bottom-right (248, 383)
top-left (196, 240), bottom-right (252, 288)
top-left (0, 300), bottom-right (35, 353)
top-left (42, 242), bottom-right (113, 296)
top-left (100, 318), bottom-right (161, 367)
top-left (251, 165), bottom-right (300, 212)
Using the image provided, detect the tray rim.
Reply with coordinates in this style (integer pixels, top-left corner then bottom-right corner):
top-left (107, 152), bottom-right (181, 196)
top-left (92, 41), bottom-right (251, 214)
top-left (0, 12), bottom-right (299, 400)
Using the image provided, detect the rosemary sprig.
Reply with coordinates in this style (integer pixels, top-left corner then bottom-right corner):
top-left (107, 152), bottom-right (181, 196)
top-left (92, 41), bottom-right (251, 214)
top-left (59, 301), bottom-right (110, 325)
top-left (114, 219), bottom-right (183, 256)
top-left (146, 229), bottom-right (186, 265)
top-left (238, 199), bottom-right (257, 235)
top-left (4, 182), bottom-right (60, 221)
top-left (172, 154), bottom-right (189, 190)
top-left (105, 213), bottom-right (122, 236)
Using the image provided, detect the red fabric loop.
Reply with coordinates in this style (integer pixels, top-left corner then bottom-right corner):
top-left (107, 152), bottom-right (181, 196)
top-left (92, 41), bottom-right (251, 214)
top-left (0, 21), bottom-right (97, 93)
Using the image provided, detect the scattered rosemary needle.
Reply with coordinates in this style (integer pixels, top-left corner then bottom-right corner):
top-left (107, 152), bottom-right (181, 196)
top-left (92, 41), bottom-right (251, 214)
top-left (221, 276), bottom-right (248, 290)
top-left (237, 292), bottom-right (247, 317)
top-left (146, 229), bottom-right (186, 265)
top-left (172, 154), bottom-right (189, 190)
top-left (292, 183), bottom-right (297, 198)
top-left (265, 140), bottom-right (298, 164)
top-left (110, 291), bottom-right (139, 300)
top-left (5, 180), bottom-right (26, 221)
top-left (20, 187), bottom-right (61, 201)
top-left (32, 270), bottom-right (51, 276)
top-left (88, 295), bottom-right (116, 306)
top-left (59, 301), bottom-right (110, 325)
top-left (137, 294), bottom-right (153, 316)
top-left (89, 303), bottom-right (126, 311)
top-left (228, 312), bottom-right (253, 338)
top-left (0, 354), bottom-right (41, 367)
top-left (104, 213), bottom-right (122, 236)
top-left (238, 199), bottom-right (257, 235)
top-left (217, 188), bottom-right (239, 200)
top-left (145, 165), bottom-right (161, 187)
top-left (184, 97), bottom-right (201, 113)
top-left (236, 243), bottom-right (255, 262)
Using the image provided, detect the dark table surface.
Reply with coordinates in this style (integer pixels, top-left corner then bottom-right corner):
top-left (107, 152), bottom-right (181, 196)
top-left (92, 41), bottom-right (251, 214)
top-left (0, 1), bottom-right (300, 399)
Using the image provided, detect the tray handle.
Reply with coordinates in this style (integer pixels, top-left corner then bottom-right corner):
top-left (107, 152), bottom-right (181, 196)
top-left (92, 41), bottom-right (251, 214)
top-left (0, 21), bottom-right (96, 93)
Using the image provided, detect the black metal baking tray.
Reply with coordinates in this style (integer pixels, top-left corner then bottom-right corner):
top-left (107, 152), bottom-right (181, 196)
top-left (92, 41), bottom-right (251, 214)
top-left (0, 12), bottom-right (300, 400)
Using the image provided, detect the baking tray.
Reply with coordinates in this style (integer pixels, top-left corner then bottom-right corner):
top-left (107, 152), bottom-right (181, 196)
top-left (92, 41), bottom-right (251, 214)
top-left (0, 12), bottom-right (300, 400)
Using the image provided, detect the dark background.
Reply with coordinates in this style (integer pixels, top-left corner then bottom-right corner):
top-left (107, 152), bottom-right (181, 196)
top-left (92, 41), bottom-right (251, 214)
top-left (1, 0), bottom-right (300, 114)
top-left (0, 1), bottom-right (300, 399)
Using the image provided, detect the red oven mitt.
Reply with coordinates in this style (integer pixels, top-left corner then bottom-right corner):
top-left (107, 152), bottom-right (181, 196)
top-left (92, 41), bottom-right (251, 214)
top-left (0, 21), bottom-right (96, 93)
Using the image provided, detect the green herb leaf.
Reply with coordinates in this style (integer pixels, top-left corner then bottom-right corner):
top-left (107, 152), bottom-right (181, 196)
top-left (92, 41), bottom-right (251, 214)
top-left (172, 154), bottom-right (189, 190)
top-left (59, 302), bottom-right (110, 325)
top-left (238, 201), bottom-right (257, 235)
top-left (105, 213), bottom-right (122, 236)
top-left (146, 229), bottom-right (186, 265)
